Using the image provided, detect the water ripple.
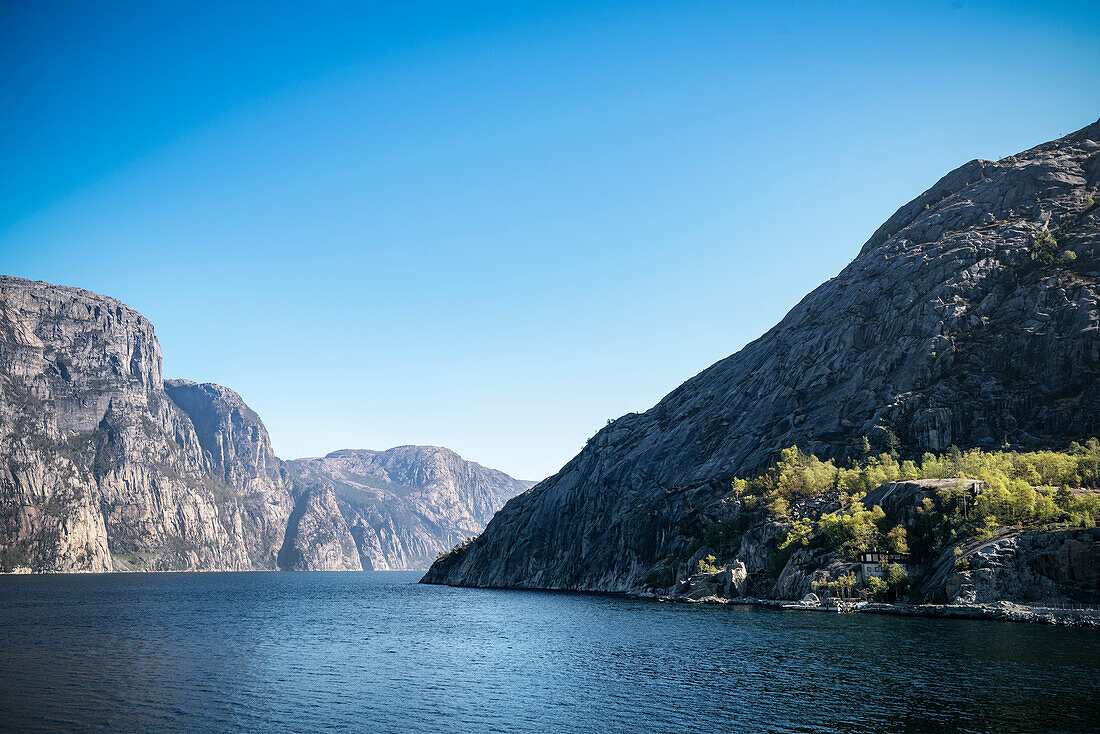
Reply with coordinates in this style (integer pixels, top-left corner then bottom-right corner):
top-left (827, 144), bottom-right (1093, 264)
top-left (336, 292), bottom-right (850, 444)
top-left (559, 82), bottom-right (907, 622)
top-left (0, 572), bottom-right (1097, 733)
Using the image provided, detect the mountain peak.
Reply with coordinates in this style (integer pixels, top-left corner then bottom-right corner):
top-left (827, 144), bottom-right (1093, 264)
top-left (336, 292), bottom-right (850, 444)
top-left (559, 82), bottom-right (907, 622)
top-left (424, 120), bottom-right (1099, 592)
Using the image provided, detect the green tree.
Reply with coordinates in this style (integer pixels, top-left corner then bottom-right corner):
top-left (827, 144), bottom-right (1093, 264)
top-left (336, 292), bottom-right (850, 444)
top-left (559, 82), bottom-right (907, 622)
top-left (817, 502), bottom-right (886, 559)
top-left (826, 571), bottom-right (858, 598)
top-left (866, 576), bottom-right (888, 600)
top-left (697, 554), bottom-right (719, 574)
top-left (884, 562), bottom-right (909, 599)
top-left (765, 493), bottom-right (790, 520)
top-left (883, 525), bottom-right (908, 553)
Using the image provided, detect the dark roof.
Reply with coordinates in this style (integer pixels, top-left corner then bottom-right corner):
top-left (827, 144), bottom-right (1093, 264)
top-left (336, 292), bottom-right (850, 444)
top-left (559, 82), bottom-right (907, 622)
top-left (859, 552), bottom-right (910, 563)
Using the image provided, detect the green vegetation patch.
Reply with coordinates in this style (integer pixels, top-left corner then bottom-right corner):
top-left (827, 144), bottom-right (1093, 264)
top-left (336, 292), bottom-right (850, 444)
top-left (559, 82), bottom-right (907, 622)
top-left (729, 441), bottom-right (1099, 572)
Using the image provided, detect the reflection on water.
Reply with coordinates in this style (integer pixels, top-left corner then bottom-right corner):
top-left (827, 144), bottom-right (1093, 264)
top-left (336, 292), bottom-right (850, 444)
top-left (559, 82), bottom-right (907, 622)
top-left (0, 572), bottom-right (1097, 733)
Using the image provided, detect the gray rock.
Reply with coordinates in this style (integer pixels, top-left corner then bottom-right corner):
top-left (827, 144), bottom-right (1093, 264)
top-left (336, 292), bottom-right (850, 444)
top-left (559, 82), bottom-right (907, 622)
top-left (0, 277), bottom-right (525, 573)
top-left (0, 276), bottom-right (260, 571)
top-left (164, 379), bottom-right (298, 569)
top-left (864, 478), bottom-right (980, 528)
top-left (934, 528), bottom-right (1100, 604)
top-left (287, 447), bottom-right (533, 570)
top-left (424, 118), bottom-right (1100, 593)
top-left (277, 483), bottom-right (362, 571)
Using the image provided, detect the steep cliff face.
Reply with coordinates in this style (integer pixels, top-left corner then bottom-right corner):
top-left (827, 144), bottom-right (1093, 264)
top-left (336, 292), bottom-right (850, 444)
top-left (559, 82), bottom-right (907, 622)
top-left (277, 483), bottom-right (362, 571)
top-left (934, 527), bottom-right (1100, 605)
top-left (288, 447), bottom-right (534, 570)
top-left (0, 277), bottom-right (354, 572)
top-left (0, 276), bottom-right (528, 573)
top-left (424, 119), bottom-right (1100, 591)
top-left (162, 379), bottom-right (299, 569)
top-left (0, 277), bottom-right (247, 570)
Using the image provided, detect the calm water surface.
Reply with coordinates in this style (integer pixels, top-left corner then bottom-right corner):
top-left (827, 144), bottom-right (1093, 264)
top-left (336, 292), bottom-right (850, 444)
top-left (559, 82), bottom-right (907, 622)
top-left (0, 572), bottom-right (1097, 733)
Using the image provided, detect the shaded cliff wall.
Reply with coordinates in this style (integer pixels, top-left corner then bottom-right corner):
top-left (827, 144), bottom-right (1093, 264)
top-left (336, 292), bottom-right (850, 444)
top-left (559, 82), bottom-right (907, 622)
top-left (425, 119), bottom-right (1100, 592)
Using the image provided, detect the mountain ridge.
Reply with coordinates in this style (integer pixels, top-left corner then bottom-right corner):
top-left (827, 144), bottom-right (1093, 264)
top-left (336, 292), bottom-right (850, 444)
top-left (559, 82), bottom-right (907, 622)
top-left (0, 275), bottom-right (527, 572)
top-left (423, 117), bottom-right (1100, 593)
top-left (287, 446), bottom-right (534, 570)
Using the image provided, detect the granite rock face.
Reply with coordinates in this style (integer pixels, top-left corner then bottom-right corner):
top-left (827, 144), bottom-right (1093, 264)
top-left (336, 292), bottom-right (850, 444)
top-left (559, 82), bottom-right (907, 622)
top-left (0, 275), bottom-right (528, 572)
top-left (277, 483), bottom-right (362, 572)
top-left (0, 277), bottom-right (353, 571)
top-left (162, 379), bottom-right (304, 570)
top-left (424, 119), bottom-right (1100, 592)
top-left (288, 447), bottom-right (534, 570)
top-left (938, 528), bottom-right (1100, 605)
top-left (0, 276), bottom-right (256, 571)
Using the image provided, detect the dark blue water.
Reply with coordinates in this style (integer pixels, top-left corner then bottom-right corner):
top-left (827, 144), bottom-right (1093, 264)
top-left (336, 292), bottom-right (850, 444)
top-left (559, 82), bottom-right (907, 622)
top-left (0, 572), bottom-right (1097, 733)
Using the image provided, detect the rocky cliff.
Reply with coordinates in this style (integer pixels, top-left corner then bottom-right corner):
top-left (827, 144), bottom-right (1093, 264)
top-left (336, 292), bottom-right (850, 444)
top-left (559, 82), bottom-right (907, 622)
top-left (157, 378), bottom-right (363, 571)
top-left (930, 526), bottom-right (1100, 605)
top-left (0, 276), bottom-right (521, 573)
top-left (423, 119), bottom-right (1100, 593)
top-left (0, 276), bottom-right (271, 571)
top-left (162, 380), bottom-right (297, 568)
top-left (287, 447), bottom-right (534, 570)
top-left (277, 482), bottom-right (363, 571)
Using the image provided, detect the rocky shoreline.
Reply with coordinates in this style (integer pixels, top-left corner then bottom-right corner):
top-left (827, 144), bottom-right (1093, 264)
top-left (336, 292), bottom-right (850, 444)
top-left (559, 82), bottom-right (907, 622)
top-left (423, 119), bottom-right (1100, 598)
top-left (648, 592), bottom-right (1100, 627)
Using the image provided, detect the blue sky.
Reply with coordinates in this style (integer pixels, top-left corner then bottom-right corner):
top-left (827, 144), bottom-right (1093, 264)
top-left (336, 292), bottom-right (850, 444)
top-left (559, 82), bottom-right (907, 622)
top-left (2, 1), bottom-right (1098, 480)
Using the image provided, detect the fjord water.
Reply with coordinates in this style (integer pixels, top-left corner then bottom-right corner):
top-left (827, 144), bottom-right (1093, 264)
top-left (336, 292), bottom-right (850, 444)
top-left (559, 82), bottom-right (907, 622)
top-left (0, 573), bottom-right (1096, 733)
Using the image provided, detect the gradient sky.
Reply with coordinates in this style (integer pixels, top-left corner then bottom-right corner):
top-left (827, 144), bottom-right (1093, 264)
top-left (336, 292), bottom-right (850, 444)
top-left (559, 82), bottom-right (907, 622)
top-left (2, 1), bottom-right (1098, 480)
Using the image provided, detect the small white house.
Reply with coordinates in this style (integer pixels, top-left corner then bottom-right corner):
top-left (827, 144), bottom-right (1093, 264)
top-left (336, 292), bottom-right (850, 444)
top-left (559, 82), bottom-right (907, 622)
top-left (859, 551), bottom-right (910, 582)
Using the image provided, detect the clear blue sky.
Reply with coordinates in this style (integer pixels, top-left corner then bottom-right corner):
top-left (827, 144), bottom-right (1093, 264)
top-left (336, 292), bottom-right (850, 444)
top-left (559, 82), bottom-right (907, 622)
top-left (2, 1), bottom-right (1098, 480)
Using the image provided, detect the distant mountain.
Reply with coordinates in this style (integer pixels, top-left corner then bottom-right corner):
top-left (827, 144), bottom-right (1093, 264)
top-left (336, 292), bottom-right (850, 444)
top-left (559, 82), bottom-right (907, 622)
top-left (0, 275), bottom-right (527, 573)
top-left (288, 447), bottom-right (534, 570)
top-left (423, 119), bottom-right (1100, 593)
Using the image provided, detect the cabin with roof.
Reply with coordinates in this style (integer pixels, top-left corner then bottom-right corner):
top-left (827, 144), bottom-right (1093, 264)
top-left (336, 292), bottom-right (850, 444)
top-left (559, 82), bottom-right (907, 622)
top-left (859, 551), bottom-right (911, 582)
